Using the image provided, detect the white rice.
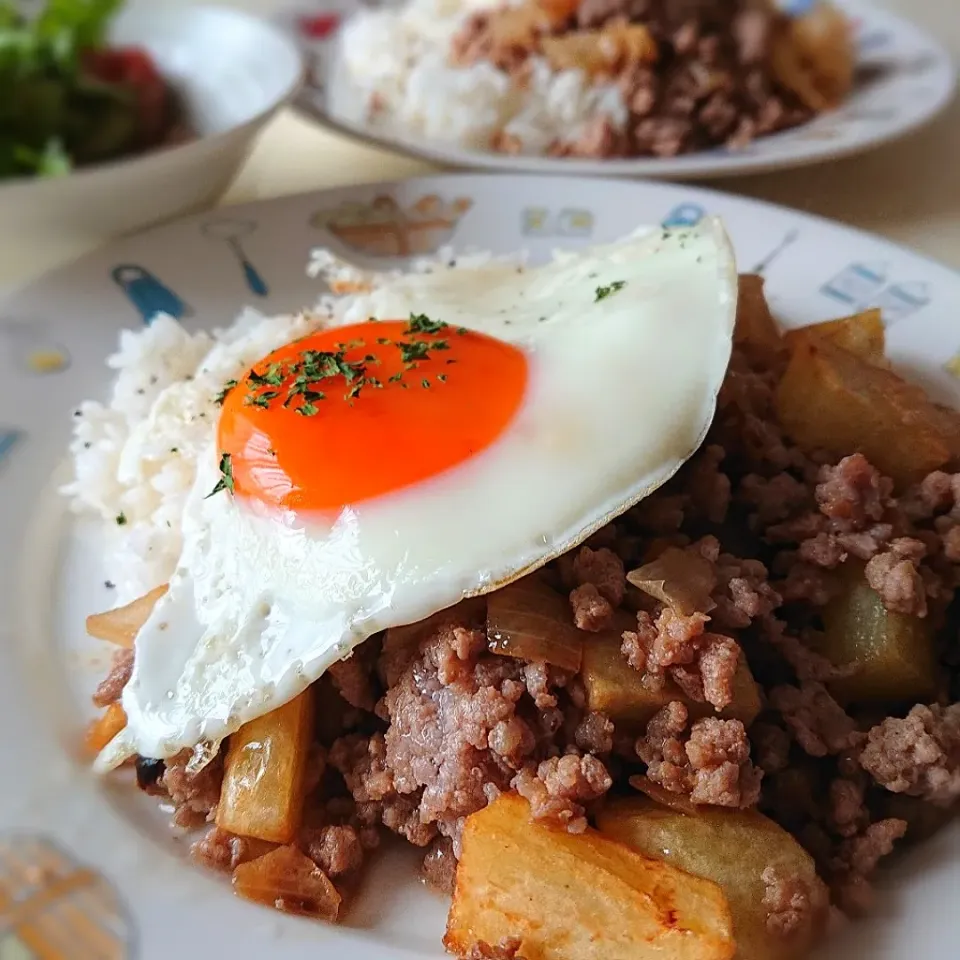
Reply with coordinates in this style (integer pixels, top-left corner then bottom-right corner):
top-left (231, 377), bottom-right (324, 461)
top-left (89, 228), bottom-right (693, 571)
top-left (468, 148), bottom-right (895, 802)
top-left (63, 309), bottom-right (324, 601)
top-left (330, 0), bottom-right (628, 154)
top-left (64, 247), bottom-right (524, 603)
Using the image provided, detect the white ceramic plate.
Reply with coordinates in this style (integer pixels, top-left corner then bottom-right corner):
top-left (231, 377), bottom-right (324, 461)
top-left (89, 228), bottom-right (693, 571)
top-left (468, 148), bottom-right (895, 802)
top-left (274, 0), bottom-right (956, 179)
top-left (2, 174), bottom-right (960, 959)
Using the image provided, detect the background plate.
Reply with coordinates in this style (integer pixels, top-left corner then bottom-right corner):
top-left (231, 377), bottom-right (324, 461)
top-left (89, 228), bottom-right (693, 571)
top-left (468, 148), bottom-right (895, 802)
top-left (275, 0), bottom-right (957, 179)
top-left (2, 174), bottom-right (960, 959)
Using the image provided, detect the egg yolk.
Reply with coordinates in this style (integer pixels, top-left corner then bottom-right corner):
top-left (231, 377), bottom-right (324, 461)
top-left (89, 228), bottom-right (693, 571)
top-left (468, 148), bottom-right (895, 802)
top-left (217, 319), bottom-right (529, 512)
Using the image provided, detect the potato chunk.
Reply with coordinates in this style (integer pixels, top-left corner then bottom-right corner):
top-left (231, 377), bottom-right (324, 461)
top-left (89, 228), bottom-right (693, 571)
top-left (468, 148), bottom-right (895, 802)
top-left (217, 688), bottom-right (315, 844)
top-left (233, 845), bottom-right (341, 920)
top-left (784, 309), bottom-right (885, 366)
top-left (597, 797), bottom-right (828, 960)
top-left (818, 562), bottom-right (937, 704)
top-left (582, 619), bottom-right (761, 727)
top-left (446, 793), bottom-right (735, 960)
top-left (85, 584), bottom-right (167, 647)
top-left (776, 337), bottom-right (953, 488)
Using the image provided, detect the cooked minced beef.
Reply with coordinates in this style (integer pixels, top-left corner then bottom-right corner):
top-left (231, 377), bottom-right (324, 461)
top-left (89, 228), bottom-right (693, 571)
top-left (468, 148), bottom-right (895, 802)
top-left (859, 704), bottom-right (960, 805)
top-left (512, 754), bottom-right (612, 832)
top-left (161, 750), bottom-right (224, 828)
top-left (421, 837), bottom-right (458, 895)
top-left (761, 863), bottom-right (828, 940)
top-left (301, 824), bottom-right (366, 877)
top-left (767, 682), bottom-right (863, 759)
top-left (112, 330), bottom-right (960, 934)
top-left (636, 701), bottom-right (762, 807)
top-left (456, 0), bottom-right (812, 158)
top-left (192, 827), bottom-right (254, 872)
top-left (621, 606), bottom-right (741, 710)
top-left (92, 648), bottom-right (133, 707)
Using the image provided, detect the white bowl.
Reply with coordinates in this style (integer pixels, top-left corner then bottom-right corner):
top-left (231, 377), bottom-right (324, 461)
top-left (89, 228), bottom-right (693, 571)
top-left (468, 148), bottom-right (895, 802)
top-left (0, 4), bottom-right (304, 241)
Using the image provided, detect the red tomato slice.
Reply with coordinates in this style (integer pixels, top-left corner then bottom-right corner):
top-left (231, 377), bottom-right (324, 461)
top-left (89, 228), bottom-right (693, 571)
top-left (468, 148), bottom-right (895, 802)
top-left (83, 47), bottom-right (170, 149)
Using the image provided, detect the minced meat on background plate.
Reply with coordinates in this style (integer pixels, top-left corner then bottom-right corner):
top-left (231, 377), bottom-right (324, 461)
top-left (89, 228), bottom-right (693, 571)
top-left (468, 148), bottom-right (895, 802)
top-left (332, 0), bottom-right (853, 158)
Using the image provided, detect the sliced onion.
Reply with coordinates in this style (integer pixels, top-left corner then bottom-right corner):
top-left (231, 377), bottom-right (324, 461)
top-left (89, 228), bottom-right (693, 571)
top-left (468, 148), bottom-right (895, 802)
top-left (629, 775), bottom-right (701, 817)
top-left (487, 575), bottom-right (583, 672)
top-left (85, 583), bottom-right (168, 647)
top-left (626, 549), bottom-right (716, 617)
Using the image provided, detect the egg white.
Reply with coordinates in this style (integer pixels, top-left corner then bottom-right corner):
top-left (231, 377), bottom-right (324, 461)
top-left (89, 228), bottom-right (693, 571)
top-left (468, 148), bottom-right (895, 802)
top-left (102, 218), bottom-right (738, 767)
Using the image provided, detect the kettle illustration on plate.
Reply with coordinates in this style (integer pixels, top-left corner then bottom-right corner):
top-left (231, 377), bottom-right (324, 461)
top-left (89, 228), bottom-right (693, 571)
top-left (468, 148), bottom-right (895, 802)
top-left (112, 265), bottom-right (192, 324)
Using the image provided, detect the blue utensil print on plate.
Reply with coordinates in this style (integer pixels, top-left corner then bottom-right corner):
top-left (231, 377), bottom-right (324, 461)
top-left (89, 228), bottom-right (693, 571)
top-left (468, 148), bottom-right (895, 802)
top-left (661, 203), bottom-right (706, 229)
top-left (202, 219), bottom-right (269, 297)
top-left (751, 229), bottom-right (800, 275)
top-left (872, 282), bottom-right (932, 323)
top-left (821, 262), bottom-right (889, 308)
top-left (0, 429), bottom-right (21, 466)
top-left (112, 265), bottom-right (191, 324)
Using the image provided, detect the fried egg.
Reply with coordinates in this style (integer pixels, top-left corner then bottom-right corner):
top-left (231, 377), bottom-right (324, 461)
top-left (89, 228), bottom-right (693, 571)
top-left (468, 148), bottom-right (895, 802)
top-left (103, 218), bottom-right (737, 766)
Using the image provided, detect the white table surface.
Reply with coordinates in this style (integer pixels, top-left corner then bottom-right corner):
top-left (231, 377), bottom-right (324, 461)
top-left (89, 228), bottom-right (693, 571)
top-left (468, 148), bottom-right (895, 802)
top-left (1, 0), bottom-right (957, 297)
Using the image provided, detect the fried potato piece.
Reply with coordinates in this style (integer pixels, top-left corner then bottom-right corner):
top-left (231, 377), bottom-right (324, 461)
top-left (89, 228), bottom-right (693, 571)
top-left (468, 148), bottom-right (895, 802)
top-left (818, 561), bottom-right (937, 704)
top-left (770, 0), bottom-right (854, 111)
top-left (598, 797), bottom-right (828, 960)
top-left (776, 336), bottom-right (954, 488)
top-left (784, 308), bottom-right (886, 366)
top-left (542, 22), bottom-right (657, 76)
top-left (445, 793), bottom-right (735, 960)
top-left (734, 275), bottom-right (783, 360)
top-left (233, 845), bottom-right (341, 920)
top-left (85, 584), bottom-right (168, 647)
top-left (84, 702), bottom-right (127, 756)
top-left (217, 688), bottom-right (315, 844)
top-left (582, 614), bottom-right (761, 727)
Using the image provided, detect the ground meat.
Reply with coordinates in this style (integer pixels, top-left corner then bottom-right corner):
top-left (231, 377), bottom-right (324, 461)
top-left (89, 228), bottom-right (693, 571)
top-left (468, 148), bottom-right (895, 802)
top-left (160, 749), bottom-right (224, 828)
top-left (864, 542), bottom-right (928, 617)
top-left (92, 648), bottom-right (134, 707)
top-left (512, 753), bottom-right (612, 833)
top-left (459, 937), bottom-right (522, 960)
top-left (859, 704), bottom-right (960, 805)
top-left (557, 116), bottom-right (625, 158)
top-left (768, 682), bottom-right (862, 758)
top-left (636, 703), bottom-right (761, 808)
top-left (712, 553), bottom-right (781, 630)
top-left (329, 733), bottom-right (438, 848)
top-left (750, 721), bottom-right (791, 774)
top-left (828, 776), bottom-right (869, 839)
top-left (832, 819), bottom-right (908, 915)
top-left (569, 583), bottom-right (614, 631)
top-left (621, 607), bottom-right (740, 711)
top-left (191, 827), bottom-right (253, 873)
top-left (761, 864), bottom-right (826, 940)
top-left (761, 617), bottom-right (859, 684)
top-left (571, 546), bottom-right (626, 606)
top-left (815, 455), bottom-right (891, 531)
top-left (574, 711), bottom-right (614, 754)
top-left (328, 655), bottom-right (377, 711)
top-left (421, 837), bottom-right (457, 895)
top-left (302, 824), bottom-right (365, 877)
top-left (684, 444), bottom-right (731, 523)
top-left (337, 617), bottom-right (584, 851)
